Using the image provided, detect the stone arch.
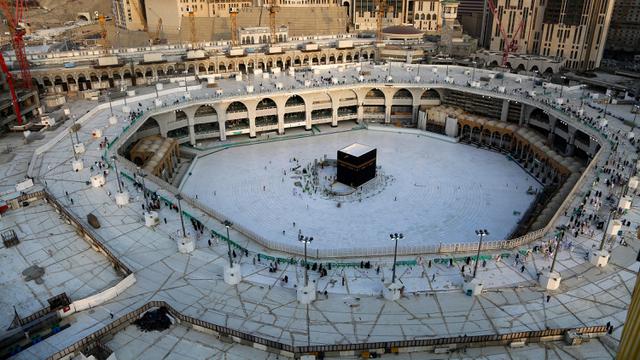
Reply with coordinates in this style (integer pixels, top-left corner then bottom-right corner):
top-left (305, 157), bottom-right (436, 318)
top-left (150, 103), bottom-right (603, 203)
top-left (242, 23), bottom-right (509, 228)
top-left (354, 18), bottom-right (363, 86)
top-left (543, 67), bottom-right (554, 75)
top-left (530, 65), bottom-right (539, 73)
top-left (515, 63), bottom-right (525, 73)
top-left (175, 110), bottom-right (188, 121)
top-left (393, 88), bottom-right (413, 100)
top-left (77, 14), bottom-right (89, 21)
top-left (285, 95), bottom-right (305, 107)
top-left (489, 60), bottom-right (499, 67)
top-left (421, 89), bottom-right (441, 100)
top-left (226, 101), bottom-right (248, 113)
top-left (257, 97), bottom-right (277, 110)
top-left (365, 88), bottom-right (385, 99)
top-left (195, 105), bottom-right (217, 118)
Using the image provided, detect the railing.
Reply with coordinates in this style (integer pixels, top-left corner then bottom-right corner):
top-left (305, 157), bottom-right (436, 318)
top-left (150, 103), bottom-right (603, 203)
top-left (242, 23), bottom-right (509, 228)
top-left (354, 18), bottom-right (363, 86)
top-left (46, 299), bottom-right (608, 360)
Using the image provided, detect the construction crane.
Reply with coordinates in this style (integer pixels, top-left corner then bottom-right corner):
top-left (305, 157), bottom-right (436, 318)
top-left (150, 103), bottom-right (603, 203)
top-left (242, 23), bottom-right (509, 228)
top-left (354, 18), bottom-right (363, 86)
top-left (0, 52), bottom-right (24, 125)
top-left (229, 7), bottom-right (239, 47)
top-left (152, 18), bottom-right (163, 45)
top-left (269, 5), bottom-right (279, 44)
top-left (0, 0), bottom-right (33, 91)
top-left (487, 0), bottom-right (525, 66)
top-left (98, 15), bottom-right (109, 47)
top-left (188, 11), bottom-right (196, 45)
top-left (375, 0), bottom-right (387, 43)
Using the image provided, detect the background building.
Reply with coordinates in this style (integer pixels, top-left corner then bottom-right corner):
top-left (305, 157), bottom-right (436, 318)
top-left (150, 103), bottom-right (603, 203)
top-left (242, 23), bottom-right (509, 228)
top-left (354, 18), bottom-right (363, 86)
top-left (606, 0), bottom-right (640, 53)
top-left (488, 0), bottom-right (615, 71)
top-left (112, 0), bottom-right (147, 31)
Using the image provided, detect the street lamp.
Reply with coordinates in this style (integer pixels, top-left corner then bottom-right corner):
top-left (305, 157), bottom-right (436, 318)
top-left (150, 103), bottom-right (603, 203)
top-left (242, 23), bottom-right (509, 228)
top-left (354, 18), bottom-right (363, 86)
top-left (175, 193), bottom-right (187, 238)
top-left (632, 105), bottom-right (639, 130)
top-left (549, 225), bottom-right (566, 273)
top-left (471, 61), bottom-right (477, 82)
top-left (224, 220), bottom-right (234, 268)
top-left (472, 229), bottom-right (489, 278)
top-left (298, 234), bottom-right (313, 286)
top-left (108, 90), bottom-right (113, 116)
top-left (136, 168), bottom-right (150, 210)
top-left (389, 233), bottom-right (403, 283)
top-left (111, 155), bottom-right (123, 193)
top-left (604, 92), bottom-right (612, 121)
top-left (69, 128), bottom-right (78, 161)
top-left (559, 76), bottom-right (567, 98)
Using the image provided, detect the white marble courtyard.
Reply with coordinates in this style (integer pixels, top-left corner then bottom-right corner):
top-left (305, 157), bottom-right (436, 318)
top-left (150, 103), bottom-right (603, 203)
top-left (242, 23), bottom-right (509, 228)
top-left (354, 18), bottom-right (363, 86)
top-left (182, 130), bottom-right (540, 250)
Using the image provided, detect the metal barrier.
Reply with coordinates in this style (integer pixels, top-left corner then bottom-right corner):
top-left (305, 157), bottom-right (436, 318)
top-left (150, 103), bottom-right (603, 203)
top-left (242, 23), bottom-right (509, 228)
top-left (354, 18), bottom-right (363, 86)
top-left (46, 299), bottom-right (608, 359)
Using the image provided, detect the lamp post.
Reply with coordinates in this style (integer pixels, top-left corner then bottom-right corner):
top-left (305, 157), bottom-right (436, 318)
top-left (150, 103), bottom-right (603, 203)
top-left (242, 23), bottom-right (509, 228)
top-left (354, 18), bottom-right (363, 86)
top-left (224, 220), bottom-right (234, 268)
top-left (600, 210), bottom-right (615, 251)
top-left (298, 234), bottom-right (313, 286)
top-left (175, 194), bottom-right (187, 238)
top-left (559, 76), bottom-right (567, 98)
top-left (549, 225), bottom-right (566, 274)
top-left (389, 233), bottom-right (403, 284)
top-left (471, 61), bottom-right (477, 82)
top-left (137, 168), bottom-right (150, 210)
top-left (473, 229), bottom-right (489, 278)
top-left (108, 90), bottom-right (113, 116)
top-left (69, 128), bottom-right (78, 161)
top-left (111, 156), bottom-right (123, 193)
top-left (604, 92), bottom-right (611, 121)
top-left (632, 105), bottom-right (639, 130)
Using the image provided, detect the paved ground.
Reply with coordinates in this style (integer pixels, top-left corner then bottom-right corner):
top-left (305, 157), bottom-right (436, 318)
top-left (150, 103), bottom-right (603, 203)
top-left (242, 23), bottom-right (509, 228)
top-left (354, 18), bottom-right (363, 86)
top-left (0, 200), bottom-right (122, 329)
top-left (2, 63), bottom-right (638, 359)
top-left (182, 130), bottom-right (540, 250)
top-left (106, 322), bottom-right (616, 360)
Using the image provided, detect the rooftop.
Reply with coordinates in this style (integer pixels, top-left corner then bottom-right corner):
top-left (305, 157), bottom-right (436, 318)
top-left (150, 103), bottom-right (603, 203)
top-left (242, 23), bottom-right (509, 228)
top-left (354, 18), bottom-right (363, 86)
top-left (339, 142), bottom-right (375, 157)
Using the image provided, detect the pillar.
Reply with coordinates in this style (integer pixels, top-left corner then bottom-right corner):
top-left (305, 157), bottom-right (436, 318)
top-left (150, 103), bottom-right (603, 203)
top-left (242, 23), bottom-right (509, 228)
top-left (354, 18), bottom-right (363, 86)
top-left (500, 99), bottom-right (509, 122)
top-left (357, 103), bottom-right (364, 124)
top-left (331, 106), bottom-right (338, 127)
top-left (305, 105), bottom-right (312, 131)
top-left (187, 113), bottom-right (196, 146)
top-left (384, 100), bottom-right (392, 124)
top-left (218, 119), bottom-right (227, 141)
top-left (519, 104), bottom-right (527, 126)
top-left (277, 110), bottom-right (285, 134)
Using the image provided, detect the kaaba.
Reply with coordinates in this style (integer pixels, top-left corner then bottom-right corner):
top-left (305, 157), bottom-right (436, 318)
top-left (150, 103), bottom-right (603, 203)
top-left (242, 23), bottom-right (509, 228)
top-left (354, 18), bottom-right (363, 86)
top-left (337, 143), bottom-right (377, 187)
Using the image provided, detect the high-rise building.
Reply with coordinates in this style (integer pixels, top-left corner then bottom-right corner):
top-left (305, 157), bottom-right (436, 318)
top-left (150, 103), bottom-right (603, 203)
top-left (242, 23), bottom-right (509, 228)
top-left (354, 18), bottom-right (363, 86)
top-left (112, 0), bottom-right (148, 31)
top-left (457, 0), bottom-right (488, 42)
top-left (488, 0), bottom-right (616, 71)
top-left (606, 0), bottom-right (640, 52)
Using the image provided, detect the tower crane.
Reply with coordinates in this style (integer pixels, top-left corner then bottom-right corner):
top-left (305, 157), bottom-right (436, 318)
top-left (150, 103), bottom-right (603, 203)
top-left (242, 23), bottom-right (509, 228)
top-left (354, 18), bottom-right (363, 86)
top-left (98, 15), bottom-right (109, 47)
top-left (230, 7), bottom-right (239, 47)
top-left (0, 0), bottom-right (33, 91)
top-left (189, 10), bottom-right (196, 45)
top-left (375, 0), bottom-right (387, 43)
top-left (487, 0), bottom-right (525, 66)
top-left (269, 5), bottom-right (279, 44)
top-left (0, 52), bottom-right (24, 126)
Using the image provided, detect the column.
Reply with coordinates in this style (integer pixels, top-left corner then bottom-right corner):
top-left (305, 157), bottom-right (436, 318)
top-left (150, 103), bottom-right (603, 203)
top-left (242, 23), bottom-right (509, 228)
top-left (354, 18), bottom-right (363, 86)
top-left (305, 105), bottom-right (312, 131)
top-left (357, 103), bottom-right (364, 124)
top-left (547, 117), bottom-right (556, 144)
top-left (384, 99), bottom-right (392, 124)
top-left (331, 106), bottom-right (338, 127)
top-left (277, 110), bottom-right (285, 134)
top-left (519, 104), bottom-right (527, 126)
top-left (500, 99), bottom-right (509, 122)
top-left (188, 113), bottom-right (196, 146)
top-left (218, 118), bottom-right (227, 141)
